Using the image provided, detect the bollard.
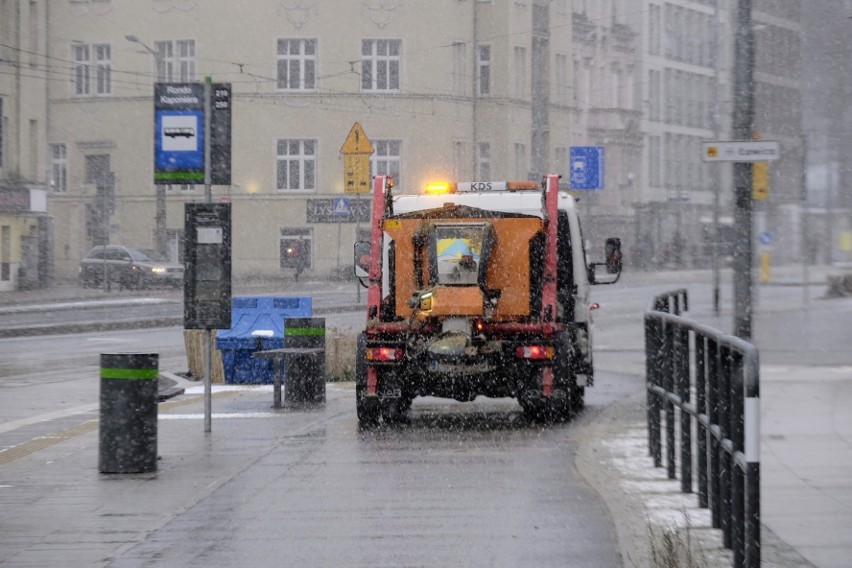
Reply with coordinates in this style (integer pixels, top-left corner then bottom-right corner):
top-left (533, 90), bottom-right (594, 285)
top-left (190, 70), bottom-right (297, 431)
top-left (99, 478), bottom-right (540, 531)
top-left (283, 317), bottom-right (326, 406)
top-left (99, 353), bottom-right (158, 474)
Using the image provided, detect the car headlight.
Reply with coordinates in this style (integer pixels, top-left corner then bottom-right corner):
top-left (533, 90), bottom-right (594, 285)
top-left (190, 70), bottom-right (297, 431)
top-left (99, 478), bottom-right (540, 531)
top-left (150, 267), bottom-right (166, 274)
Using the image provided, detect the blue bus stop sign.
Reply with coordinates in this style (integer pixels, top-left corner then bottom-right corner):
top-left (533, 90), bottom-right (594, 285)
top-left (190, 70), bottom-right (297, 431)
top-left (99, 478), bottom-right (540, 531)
top-left (569, 146), bottom-right (605, 190)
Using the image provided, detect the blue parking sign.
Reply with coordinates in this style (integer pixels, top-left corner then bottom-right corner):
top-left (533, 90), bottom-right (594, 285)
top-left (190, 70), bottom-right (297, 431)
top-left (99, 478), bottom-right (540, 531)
top-left (569, 146), bottom-right (605, 190)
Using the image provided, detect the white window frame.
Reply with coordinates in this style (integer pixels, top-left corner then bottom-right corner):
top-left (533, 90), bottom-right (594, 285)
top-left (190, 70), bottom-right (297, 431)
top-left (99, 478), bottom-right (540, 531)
top-left (72, 42), bottom-right (111, 96)
top-left (453, 141), bottom-right (465, 181)
top-left (276, 138), bottom-right (317, 192)
top-left (477, 45), bottom-right (491, 96)
top-left (153, 41), bottom-right (174, 81)
top-left (371, 139), bottom-right (401, 181)
top-left (50, 143), bottom-right (67, 193)
top-left (177, 40), bottom-right (196, 82)
top-left (280, 227), bottom-right (313, 271)
top-left (72, 44), bottom-right (90, 96)
top-left (277, 38), bottom-right (317, 91)
top-left (153, 40), bottom-right (196, 82)
top-left (95, 44), bottom-right (111, 95)
top-left (361, 39), bottom-right (401, 92)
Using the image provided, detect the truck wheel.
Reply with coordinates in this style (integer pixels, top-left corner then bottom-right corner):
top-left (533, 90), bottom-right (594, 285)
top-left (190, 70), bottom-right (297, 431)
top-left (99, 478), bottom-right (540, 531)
top-left (356, 386), bottom-right (381, 427)
top-left (381, 395), bottom-right (413, 424)
top-left (571, 385), bottom-right (585, 412)
top-left (355, 333), bottom-right (380, 427)
top-left (554, 331), bottom-right (582, 419)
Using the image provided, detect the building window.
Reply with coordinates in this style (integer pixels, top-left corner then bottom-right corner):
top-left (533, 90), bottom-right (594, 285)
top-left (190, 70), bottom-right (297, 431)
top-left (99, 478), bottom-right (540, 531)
top-left (277, 38), bottom-right (316, 91)
top-left (452, 41), bottom-right (467, 96)
top-left (0, 97), bottom-right (4, 168)
top-left (72, 44), bottom-right (90, 95)
top-left (154, 40), bottom-right (196, 82)
top-left (477, 45), bottom-right (491, 96)
top-left (1, 225), bottom-right (9, 281)
top-left (166, 184), bottom-right (195, 192)
top-left (478, 142), bottom-right (491, 180)
top-left (648, 135), bottom-right (661, 187)
top-left (85, 154), bottom-right (110, 184)
top-left (361, 39), bottom-right (400, 92)
top-left (514, 46), bottom-right (526, 98)
top-left (177, 40), bottom-right (195, 81)
top-left (50, 144), bottom-right (67, 193)
top-left (28, 1), bottom-right (38, 67)
top-left (72, 43), bottom-right (111, 95)
top-left (651, 4), bottom-right (662, 56)
top-left (280, 228), bottom-right (312, 271)
top-left (95, 44), bottom-right (111, 94)
top-left (453, 141), bottom-right (466, 181)
top-left (371, 139), bottom-right (401, 180)
top-left (276, 139), bottom-right (316, 192)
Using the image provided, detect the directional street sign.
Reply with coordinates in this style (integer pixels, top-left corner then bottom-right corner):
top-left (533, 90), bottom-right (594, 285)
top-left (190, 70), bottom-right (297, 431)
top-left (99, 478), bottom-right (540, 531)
top-left (702, 140), bottom-right (781, 162)
top-left (341, 122), bottom-right (374, 193)
top-left (569, 146), bottom-right (605, 190)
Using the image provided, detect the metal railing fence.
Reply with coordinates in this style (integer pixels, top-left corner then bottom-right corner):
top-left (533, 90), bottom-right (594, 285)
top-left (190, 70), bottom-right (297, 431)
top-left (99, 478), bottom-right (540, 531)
top-left (645, 289), bottom-right (760, 568)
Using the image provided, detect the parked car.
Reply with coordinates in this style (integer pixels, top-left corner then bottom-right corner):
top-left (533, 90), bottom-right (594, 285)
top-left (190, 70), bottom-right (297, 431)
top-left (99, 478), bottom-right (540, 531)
top-left (79, 245), bottom-right (184, 289)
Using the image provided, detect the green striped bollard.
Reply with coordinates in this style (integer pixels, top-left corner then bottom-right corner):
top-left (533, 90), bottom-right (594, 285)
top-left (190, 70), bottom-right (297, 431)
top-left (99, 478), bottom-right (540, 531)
top-left (99, 353), bottom-right (158, 474)
top-left (283, 317), bottom-right (326, 407)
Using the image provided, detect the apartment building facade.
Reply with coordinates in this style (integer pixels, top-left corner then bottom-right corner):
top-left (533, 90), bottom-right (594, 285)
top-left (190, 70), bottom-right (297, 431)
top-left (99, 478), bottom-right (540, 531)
top-left (41, 0), bottom-right (573, 282)
top-left (638, 0), bottom-right (803, 268)
top-left (0, 0), bottom-right (51, 291)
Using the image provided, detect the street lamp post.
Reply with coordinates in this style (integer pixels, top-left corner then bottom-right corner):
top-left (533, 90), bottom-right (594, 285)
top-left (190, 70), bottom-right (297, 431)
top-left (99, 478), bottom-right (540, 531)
top-left (126, 35), bottom-right (169, 260)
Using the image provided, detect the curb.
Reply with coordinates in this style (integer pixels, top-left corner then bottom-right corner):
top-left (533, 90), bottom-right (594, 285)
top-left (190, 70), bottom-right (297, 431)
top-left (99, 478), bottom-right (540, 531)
top-left (0, 304), bottom-right (364, 338)
top-left (574, 386), bottom-right (818, 568)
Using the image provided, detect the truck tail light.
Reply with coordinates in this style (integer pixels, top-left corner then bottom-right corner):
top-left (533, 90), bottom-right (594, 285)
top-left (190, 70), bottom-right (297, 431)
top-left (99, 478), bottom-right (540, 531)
top-left (366, 347), bottom-right (405, 362)
top-left (515, 345), bottom-right (554, 360)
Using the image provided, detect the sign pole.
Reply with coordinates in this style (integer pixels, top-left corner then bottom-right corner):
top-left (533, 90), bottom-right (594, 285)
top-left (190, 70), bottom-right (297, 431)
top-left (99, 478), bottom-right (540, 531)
top-left (356, 193), bottom-right (361, 304)
top-left (340, 123), bottom-right (374, 305)
top-left (203, 77), bottom-right (213, 433)
top-left (732, 0), bottom-right (756, 341)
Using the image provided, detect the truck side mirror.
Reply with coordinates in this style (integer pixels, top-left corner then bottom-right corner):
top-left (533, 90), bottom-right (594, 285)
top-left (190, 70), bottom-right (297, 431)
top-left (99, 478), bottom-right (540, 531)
top-left (605, 238), bottom-right (623, 274)
top-left (354, 241), bottom-right (370, 283)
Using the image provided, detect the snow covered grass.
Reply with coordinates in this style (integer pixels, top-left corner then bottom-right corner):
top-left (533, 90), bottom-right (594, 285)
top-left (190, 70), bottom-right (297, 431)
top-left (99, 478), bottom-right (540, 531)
top-left (325, 327), bottom-right (356, 381)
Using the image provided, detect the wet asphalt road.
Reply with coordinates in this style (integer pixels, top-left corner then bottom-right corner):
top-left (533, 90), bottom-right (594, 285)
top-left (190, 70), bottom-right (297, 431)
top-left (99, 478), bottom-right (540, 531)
top-left (104, 376), bottom-right (638, 568)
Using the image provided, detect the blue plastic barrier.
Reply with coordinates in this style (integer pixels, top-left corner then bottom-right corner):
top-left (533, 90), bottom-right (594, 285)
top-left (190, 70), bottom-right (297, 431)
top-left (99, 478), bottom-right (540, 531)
top-left (215, 296), bottom-right (312, 384)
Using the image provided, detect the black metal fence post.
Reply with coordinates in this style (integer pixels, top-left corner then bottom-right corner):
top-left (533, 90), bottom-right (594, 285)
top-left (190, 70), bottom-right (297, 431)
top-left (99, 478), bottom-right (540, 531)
top-left (745, 347), bottom-right (761, 567)
top-left (677, 324), bottom-right (691, 493)
top-left (663, 320), bottom-right (676, 480)
top-left (709, 338), bottom-right (722, 530)
top-left (696, 335), bottom-right (709, 508)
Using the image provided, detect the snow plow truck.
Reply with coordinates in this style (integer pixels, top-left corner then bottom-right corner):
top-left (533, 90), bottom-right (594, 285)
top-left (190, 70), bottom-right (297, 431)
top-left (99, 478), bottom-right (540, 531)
top-left (353, 174), bottom-right (622, 426)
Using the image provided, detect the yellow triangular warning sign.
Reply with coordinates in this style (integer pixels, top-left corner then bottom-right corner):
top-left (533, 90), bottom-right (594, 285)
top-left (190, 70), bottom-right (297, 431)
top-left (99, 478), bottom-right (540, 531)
top-left (340, 122), bottom-right (374, 155)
